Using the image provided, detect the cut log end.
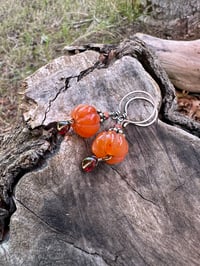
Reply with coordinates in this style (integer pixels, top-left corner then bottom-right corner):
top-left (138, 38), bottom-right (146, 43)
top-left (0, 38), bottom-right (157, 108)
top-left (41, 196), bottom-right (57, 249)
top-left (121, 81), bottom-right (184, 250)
top-left (0, 36), bottom-right (200, 266)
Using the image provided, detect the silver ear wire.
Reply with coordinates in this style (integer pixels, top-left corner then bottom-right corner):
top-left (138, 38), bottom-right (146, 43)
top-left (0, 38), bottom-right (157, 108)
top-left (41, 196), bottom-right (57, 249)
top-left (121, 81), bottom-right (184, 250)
top-left (118, 90), bottom-right (158, 127)
top-left (123, 96), bottom-right (158, 127)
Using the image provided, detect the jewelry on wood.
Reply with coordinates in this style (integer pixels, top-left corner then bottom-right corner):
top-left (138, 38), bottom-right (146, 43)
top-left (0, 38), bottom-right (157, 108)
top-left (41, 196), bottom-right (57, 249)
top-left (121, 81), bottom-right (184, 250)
top-left (57, 90), bottom-right (158, 172)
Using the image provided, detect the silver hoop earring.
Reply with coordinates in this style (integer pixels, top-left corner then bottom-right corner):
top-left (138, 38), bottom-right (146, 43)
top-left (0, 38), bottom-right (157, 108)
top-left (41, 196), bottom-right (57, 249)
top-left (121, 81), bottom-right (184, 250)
top-left (118, 90), bottom-right (158, 127)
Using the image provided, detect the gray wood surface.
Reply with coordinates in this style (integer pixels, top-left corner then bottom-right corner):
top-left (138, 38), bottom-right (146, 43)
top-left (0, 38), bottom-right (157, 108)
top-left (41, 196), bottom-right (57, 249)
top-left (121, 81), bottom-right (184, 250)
top-left (135, 33), bottom-right (200, 93)
top-left (0, 40), bottom-right (200, 266)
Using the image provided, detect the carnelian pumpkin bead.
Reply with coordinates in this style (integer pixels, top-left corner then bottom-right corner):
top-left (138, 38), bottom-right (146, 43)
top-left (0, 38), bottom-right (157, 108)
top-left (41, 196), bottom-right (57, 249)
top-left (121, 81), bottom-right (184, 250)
top-left (71, 104), bottom-right (100, 138)
top-left (92, 130), bottom-right (129, 164)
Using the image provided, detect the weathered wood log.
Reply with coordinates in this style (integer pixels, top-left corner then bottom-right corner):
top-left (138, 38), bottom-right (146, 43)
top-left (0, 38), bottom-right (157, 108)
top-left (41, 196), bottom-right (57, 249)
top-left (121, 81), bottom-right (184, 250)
top-left (135, 33), bottom-right (200, 93)
top-left (0, 38), bottom-right (200, 266)
top-left (64, 35), bottom-right (200, 93)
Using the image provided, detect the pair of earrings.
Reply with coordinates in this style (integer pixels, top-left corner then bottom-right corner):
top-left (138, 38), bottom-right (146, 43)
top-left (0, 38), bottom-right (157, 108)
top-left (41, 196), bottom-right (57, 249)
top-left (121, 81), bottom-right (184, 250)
top-left (57, 91), bottom-right (158, 172)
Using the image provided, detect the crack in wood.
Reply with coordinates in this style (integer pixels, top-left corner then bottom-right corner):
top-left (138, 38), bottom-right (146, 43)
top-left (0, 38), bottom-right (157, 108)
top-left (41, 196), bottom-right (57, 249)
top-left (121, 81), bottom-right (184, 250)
top-left (42, 84), bottom-right (66, 126)
top-left (68, 38), bottom-right (200, 137)
top-left (171, 170), bottom-right (200, 193)
top-left (16, 198), bottom-right (112, 266)
top-left (70, 244), bottom-right (111, 266)
top-left (57, 237), bottom-right (112, 266)
top-left (172, 182), bottom-right (186, 192)
top-left (111, 167), bottom-right (159, 207)
top-left (0, 126), bottom-right (58, 242)
top-left (15, 198), bottom-right (66, 235)
top-left (42, 60), bottom-right (104, 126)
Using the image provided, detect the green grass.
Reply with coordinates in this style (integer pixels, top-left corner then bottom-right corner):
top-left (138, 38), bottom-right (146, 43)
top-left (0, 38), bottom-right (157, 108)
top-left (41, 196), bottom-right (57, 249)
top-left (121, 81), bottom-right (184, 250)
top-left (0, 0), bottom-right (142, 131)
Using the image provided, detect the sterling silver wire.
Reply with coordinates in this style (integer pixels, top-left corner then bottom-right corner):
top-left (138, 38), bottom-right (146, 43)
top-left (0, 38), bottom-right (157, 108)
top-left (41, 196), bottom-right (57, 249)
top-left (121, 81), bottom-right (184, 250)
top-left (118, 90), bottom-right (158, 127)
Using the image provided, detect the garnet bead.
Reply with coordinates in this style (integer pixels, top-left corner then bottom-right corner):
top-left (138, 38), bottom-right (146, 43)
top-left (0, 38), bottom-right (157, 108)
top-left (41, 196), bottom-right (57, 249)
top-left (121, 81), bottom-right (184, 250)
top-left (57, 121), bottom-right (71, 135)
top-left (71, 104), bottom-right (100, 138)
top-left (82, 156), bottom-right (98, 172)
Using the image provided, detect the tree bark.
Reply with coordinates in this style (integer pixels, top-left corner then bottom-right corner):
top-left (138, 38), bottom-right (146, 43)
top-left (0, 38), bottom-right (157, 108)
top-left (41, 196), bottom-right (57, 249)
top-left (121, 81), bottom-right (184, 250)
top-left (0, 37), bottom-right (200, 266)
top-left (135, 33), bottom-right (200, 92)
top-left (138, 0), bottom-right (200, 39)
top-left (148, 0), bottom-right (200, 20)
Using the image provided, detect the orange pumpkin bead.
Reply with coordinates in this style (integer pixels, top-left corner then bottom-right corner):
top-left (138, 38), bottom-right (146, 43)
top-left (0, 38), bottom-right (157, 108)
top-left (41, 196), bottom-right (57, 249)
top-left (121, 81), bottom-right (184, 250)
top-left (71, 104), bottom-right (100, 138)
top-left (92, 130), bottom-right (129, 164)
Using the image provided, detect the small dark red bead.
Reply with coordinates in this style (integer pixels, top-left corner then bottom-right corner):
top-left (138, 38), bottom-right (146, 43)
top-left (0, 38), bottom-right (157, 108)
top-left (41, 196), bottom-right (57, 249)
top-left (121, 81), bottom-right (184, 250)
top-left (58, 126), bottom-right (70, 135)
top-left (57, 122), bottom-right (71, 135)
top-left (82, 156), bottom-right (98, 172)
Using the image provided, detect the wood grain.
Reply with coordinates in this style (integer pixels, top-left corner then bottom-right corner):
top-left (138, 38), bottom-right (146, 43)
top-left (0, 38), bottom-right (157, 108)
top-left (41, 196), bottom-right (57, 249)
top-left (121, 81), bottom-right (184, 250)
top-left (0, 40), bottom-right (200, 266)
top-left (135, 33), bottom-right (200, 92)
